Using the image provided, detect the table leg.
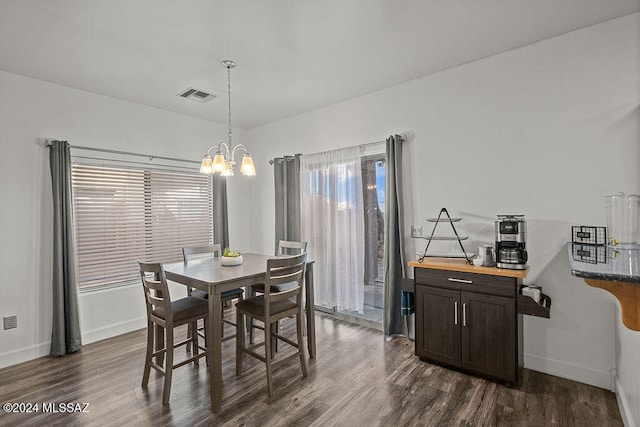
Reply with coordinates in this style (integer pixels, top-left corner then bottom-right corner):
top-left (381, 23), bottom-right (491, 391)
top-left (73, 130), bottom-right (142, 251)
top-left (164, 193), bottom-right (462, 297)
top-left (305, 263), bottom-right (316, 358)
top-left (209, 286), bottom-right (223, 413)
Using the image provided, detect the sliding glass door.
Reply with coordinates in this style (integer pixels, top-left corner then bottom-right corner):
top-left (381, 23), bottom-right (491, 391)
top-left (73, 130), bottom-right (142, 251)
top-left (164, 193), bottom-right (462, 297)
top-left (301, 147), bottom-right (386, 327)
top-left (362, 156), bottom-right (386, 324)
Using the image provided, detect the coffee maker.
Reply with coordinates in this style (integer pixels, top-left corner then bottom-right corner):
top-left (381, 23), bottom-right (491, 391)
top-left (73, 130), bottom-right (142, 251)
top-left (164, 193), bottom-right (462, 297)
top-left (495, 215), bottom-right (528, 270)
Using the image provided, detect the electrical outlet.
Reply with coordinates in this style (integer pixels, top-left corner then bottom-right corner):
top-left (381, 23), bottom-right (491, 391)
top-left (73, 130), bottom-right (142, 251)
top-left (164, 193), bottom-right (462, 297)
top-left (3, 315), bottom-right (17, 330)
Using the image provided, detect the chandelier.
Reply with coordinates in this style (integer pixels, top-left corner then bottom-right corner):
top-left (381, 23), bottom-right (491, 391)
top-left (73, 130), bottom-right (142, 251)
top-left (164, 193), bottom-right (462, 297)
top-left (200, 60), bottom-right (256, 177)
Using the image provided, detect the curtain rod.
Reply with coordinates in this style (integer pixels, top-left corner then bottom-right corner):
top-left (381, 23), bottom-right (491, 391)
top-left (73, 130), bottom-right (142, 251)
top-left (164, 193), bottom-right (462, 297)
top-left (269, 153), bottom-right (301, 165)
top-left (46, 141), bottom-right (200, 165)
top-left (268, 133), bottom-right (408, 165)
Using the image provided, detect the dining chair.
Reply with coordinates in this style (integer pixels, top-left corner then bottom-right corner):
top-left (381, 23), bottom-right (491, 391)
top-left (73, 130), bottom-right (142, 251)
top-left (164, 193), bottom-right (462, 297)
top-left (182, 244), bottom-right (244, 350)
top-left (138, 260), bottom-right (209, 405)
top-left (248, 240), bottom-right (307, 346)
top-left (235, 252), bottom-right (308, 397)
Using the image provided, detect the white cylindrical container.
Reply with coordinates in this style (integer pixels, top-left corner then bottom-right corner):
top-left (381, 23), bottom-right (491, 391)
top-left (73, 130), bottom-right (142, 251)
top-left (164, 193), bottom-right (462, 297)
top-left (522, 285), bottom-right (542, 304)
top-left (606, 193), bottom-right (640, 247)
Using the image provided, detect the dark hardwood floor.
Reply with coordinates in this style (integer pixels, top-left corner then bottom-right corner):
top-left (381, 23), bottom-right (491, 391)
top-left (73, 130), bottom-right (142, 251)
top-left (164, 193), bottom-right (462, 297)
top-left (0, 311), bottom-right (623, 426)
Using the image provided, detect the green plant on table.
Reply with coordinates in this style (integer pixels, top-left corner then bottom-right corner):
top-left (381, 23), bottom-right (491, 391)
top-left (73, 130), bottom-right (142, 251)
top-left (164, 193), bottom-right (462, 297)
top-left (223, 248), bottom-right (241, 257)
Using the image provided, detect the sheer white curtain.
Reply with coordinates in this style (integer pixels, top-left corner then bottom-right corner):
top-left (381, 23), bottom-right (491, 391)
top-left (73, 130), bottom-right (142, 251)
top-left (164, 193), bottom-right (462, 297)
top-left (301, 146), bottom-right (365, 313)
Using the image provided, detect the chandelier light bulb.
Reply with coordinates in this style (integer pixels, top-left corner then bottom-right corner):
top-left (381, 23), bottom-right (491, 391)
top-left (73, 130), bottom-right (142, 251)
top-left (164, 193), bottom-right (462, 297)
top-left (240, 154), bottom-right (256, 176)
top-left (212, 153), bottom-right (226, 173)
top-left (200, 155), bottom-right (213, 174)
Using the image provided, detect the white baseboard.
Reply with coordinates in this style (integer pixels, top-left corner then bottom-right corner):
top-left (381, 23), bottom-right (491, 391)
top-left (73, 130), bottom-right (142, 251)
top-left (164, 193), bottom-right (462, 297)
top-left (524, 352), bottom-right (613, 391)
top-left (81, 316), bottom-right (147, 345)
top-left (615, 378), bottom-right (635, 427)
top-left (0, 317), bottom-right (147, 370)
top-left (0, 342), bottom-right (51, 370)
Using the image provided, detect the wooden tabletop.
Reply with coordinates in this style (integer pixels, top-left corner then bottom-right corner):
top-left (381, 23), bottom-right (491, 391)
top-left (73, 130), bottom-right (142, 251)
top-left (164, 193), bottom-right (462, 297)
top-left (409, 257), bottom-right (529, 279)
top-left (165, 253), bottom-right (317, 291)
top-left (164, 253), bottom-right (273, 292)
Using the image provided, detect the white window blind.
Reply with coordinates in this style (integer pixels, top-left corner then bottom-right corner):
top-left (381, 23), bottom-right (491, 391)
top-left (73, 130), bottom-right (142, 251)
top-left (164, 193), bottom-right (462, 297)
top-left (72, 164), bottom-right (213, 289)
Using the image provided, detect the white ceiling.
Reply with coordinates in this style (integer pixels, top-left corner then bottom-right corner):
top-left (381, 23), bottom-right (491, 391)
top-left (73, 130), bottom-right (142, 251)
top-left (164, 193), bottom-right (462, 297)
top-left (1, 0), bottom-right (639, 128)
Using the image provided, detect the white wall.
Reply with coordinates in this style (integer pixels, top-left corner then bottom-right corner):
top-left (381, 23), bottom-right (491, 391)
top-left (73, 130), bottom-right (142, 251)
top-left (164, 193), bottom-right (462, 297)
top-left (246, 11), bottom-right (640, 403)
top-left (0, 70), bottom-right (252, 367)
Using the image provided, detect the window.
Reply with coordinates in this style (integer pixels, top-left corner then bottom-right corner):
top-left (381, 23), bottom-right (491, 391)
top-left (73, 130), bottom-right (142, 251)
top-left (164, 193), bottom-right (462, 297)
top-left (72, 163), bottom-right (213, 290)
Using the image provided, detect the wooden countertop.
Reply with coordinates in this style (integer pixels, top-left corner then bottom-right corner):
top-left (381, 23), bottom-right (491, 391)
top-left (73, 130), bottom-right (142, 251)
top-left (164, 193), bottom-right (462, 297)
top-left (408, 257), bottom-right (529, 279)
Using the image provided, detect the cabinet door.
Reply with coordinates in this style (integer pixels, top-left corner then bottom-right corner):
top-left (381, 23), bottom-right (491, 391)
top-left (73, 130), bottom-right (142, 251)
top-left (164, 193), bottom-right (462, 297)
top-left (415, 285), bottom-right (461, 367)
top-left (461, 292), bottom-right (516, 382)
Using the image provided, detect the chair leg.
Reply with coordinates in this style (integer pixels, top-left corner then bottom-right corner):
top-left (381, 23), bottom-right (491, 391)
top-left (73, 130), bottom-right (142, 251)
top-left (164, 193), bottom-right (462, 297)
top-left (191, 320), bottom-right (199, 365)
top-left (142, 321), bottom-right (154, 388)
top-left (236, 309), bottom-right (243, 376)
top-left (154, 324), bottom-right (165, 366)
top-left (264, 321), bottom-right (273, 397)
top-left (247, 287), bottom-right (255, 344)
top-left (248, 297), bottom-right (273, 349)
top-left (186, 322), bottom-right (193, 353)
top-left (249, 317), bottom-right (255, 344)
top-left (221, 301), bottom-right (225, 340)
top-left (162, 326), bottom-right (174, 405)
top-left (296, 311), bottom-right (308, 377)
top-left (236, 293), bottom-right (244, 335)
top-left (204, 318), bottom-right (209, 367)
top-left (270, 322), bottom-right (278, 360)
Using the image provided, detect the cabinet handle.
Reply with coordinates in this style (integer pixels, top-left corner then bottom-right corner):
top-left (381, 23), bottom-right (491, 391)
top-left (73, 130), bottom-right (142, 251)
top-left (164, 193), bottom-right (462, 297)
top-left (454, 301), bottom-right (458, 325)
top-left (462, 303), bottom-right (467, 326)
top-left (448, 278), bottom-right (473, 284)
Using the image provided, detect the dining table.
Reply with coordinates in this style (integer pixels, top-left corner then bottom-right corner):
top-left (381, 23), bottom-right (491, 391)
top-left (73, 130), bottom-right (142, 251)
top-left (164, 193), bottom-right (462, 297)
top-left (163, 252), bottom-right (316, 413)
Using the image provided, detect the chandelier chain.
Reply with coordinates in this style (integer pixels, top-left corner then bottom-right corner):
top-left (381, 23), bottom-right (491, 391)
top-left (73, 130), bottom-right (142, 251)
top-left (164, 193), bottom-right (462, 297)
top-left (227, 64), bottom-right (232, 140)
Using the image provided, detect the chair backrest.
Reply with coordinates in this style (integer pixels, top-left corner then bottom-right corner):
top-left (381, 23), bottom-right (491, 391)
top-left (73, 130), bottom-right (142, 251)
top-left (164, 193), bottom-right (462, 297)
top-left (137, 260), bottom-right (172, 324)
top-left (263, 252), bottom-right (307, 308)
top-left (182, 244), bottom-right (222, 263)
top-left (278, 240), bottom-right (307, 256)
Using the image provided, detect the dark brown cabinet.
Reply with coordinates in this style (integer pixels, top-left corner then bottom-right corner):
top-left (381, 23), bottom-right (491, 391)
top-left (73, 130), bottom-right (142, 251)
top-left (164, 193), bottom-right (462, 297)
top-left (415, 267), bottom-right (521, 384)
top-left (416, 285), bottom-right (461, 367)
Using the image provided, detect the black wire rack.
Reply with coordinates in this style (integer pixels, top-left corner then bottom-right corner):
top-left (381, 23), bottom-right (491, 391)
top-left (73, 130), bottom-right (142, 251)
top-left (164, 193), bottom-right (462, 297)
top-left (418, 208), bottom-right (472, 265)
top-left (571, 226), bottom-right (606, 246)
top-left (572, 243), bottom-right (607, 264)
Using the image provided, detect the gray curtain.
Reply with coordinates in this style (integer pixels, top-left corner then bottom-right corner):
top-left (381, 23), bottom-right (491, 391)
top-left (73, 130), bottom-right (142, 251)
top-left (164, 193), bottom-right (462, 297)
top-left (273, 154), bottom-right (301, 255)
top-left (212, 174), bottom-right (229, 250)
top-left (383, 135), bottom-right (406, 336)
top-left (49, 140), bottom-right (82, 356)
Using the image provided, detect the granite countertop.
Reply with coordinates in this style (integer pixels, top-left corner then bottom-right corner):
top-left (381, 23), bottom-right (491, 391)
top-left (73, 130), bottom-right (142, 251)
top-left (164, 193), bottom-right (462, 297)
top-left (567, 242), bottom-right (640, 284)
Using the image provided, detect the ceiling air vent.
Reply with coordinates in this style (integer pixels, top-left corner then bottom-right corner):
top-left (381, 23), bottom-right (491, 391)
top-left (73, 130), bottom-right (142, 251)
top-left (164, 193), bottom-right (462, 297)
top-left (177, 87), bottom-right (216, 103)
